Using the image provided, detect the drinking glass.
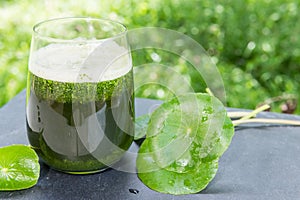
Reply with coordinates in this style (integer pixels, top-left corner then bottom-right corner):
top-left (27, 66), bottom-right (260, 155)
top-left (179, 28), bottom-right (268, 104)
top-left (26, 17), bottom-right (134, 174)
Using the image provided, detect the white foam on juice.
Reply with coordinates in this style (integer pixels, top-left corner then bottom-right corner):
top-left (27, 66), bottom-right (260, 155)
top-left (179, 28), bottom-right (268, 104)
top-left (29, 40), bottom-right (132, 83)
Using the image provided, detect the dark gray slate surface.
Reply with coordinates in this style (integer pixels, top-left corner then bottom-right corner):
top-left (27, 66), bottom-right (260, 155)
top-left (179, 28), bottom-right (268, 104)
top-left (1, 90), bottom-right (300, 200)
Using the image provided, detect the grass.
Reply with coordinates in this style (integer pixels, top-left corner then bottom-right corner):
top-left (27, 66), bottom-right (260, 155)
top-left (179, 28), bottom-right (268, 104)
top-left (0, 0), bottom-right (299, 113)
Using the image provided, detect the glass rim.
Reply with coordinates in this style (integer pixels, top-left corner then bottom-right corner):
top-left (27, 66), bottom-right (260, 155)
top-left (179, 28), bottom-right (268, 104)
top-left (33, 17), bottom-right (127, 43)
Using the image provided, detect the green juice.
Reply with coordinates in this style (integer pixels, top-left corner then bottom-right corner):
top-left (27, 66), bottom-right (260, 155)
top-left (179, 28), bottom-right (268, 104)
top-left (26, 66), bottom-right (134, 173)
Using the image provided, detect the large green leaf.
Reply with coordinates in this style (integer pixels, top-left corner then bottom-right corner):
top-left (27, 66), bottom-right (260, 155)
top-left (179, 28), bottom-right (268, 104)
top-left (148, 93), bottom-right (234, 171)
top-left (137, 139), bottom-right (219, 195)
top-left (0, 145), bottom-right (40, 191)
top-left (137, 93), bottom-right (234, 195)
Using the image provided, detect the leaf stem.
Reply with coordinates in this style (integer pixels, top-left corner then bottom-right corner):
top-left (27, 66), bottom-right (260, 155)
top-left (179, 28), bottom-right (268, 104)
top-left (229, 104), bottom-right (300, 127)
top-left (233, 118), bottom-right (300, 126)
top-left (227, 111), bottom-right (252, 118)
top-left (203, 89), bottom-right (300, 127)
top-left (239, 104), bottom-right (270, 121)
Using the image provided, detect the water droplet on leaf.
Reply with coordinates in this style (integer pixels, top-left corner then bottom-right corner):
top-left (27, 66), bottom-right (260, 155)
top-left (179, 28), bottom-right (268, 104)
top-left (201, 116), bottom-right (208, 122)
top-left (168, 180), bottom-right (175, 186)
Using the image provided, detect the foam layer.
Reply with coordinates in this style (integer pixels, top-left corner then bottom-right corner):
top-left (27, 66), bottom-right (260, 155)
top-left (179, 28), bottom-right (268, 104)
top-left (29, 40), bottom-right (132, 82)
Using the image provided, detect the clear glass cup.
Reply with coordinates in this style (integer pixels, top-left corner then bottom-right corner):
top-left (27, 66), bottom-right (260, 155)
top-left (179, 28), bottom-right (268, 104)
top-left (26, 17), bottom-right (134, 174)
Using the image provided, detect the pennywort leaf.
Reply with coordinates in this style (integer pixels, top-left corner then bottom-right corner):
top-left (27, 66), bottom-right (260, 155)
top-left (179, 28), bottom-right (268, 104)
top-left (137, 139), bottom-right (219, 195)
top-left (0, 144), bottom-right (40, 191)
top-left (137, 93), bottom-right (234, 195)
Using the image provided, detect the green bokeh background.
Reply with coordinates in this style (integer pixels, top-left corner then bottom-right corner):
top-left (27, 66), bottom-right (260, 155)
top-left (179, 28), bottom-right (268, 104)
top-left (0, 0), bottom-right (299, 113)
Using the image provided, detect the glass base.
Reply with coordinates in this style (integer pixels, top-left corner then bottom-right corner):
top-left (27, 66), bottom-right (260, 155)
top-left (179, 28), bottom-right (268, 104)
top-left (50, 165), bottom-right (110, 175)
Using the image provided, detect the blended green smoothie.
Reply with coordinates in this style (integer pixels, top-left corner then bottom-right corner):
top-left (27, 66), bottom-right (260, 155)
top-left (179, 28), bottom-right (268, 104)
top-left (26, 69), bottom-right (134, 173)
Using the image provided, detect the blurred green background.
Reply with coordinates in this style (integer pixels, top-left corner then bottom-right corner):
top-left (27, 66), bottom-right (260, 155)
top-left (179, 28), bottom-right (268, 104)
top-left (0, 0), bottom-right (299, 113)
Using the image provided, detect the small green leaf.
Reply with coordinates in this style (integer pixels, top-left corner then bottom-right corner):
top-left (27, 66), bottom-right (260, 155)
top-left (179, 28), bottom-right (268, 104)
top-left (0, 144), bottom-right (40, 191)
top-left (134, 114), bottom-right (151, 140)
